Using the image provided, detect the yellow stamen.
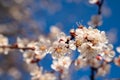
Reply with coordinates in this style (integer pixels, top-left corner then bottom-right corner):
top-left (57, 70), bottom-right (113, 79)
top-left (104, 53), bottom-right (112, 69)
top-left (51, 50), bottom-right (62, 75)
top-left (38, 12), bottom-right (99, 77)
top-left (40, 45), bottom-right (46, 51)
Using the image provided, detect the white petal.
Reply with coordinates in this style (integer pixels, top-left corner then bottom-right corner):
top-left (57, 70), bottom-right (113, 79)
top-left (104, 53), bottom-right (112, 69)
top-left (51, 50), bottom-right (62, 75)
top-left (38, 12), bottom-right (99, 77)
top-left (116, 47), bottom-right (120, 53)
top-left (89, 0), bottom-right (98, 4)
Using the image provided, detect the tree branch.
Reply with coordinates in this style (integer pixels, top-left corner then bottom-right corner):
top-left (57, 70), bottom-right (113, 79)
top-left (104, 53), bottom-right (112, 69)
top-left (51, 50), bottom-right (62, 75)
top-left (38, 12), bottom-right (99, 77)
top-left (0, 45), bottom-right (35, 51)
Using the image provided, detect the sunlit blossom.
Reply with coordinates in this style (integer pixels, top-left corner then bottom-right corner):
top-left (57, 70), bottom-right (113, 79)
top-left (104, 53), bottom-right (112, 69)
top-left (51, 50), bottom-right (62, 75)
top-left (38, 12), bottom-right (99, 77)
top-left (0, 34), bottom-right (9, 54)
top-left (116, 47), bottom-right (120, 53)
top-left (79, 42), bottom-right (101, 59)
top-left (114, 56), bottom-right (120, 66)
top-left (75, 55), bottom-right (87, 69)
top-left (51, 56), bottom-right (72, 72)
top-left (96, 62), bottom-right (110, 76)
top-left (30, 66), bottom-right (56, 80)
top-left (17, 37), bottom-right (29, 48)
top-left (88, 15), bottom-right (102, 27)
top-left (34, 36), bottom-right (51, 55)
top-left (89, 0), bottom-right (99, 4)
top-left (102, 44), bottom-right (115, 62)
top-left (0, 34), bottom-right (8, 46)
top-left (23, 50), bottom-right (35, 64)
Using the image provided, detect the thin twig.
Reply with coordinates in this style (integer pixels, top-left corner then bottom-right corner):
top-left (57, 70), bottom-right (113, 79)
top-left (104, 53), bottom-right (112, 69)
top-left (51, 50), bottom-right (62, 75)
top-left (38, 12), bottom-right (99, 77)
top-left (58, 72), bottom-right (62, 80)
top-left (94, 0), bottom-right (105, 28)
top-left (90, 67), bottom-right (95, 80)
top-left (98, 0), bottom-right (104, 15)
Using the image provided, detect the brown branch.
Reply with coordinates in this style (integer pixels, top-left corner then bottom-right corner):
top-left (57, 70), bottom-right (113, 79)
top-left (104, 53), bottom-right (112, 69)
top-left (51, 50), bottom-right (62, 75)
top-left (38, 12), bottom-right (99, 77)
top-left (0, 45), bottom-right (35, 51)
top-left (90, 67), bottom-right (96, 80)
top-left (94, 0), bottom-right (104, 28)
top-left (97, 0), bottom-right (104, 15)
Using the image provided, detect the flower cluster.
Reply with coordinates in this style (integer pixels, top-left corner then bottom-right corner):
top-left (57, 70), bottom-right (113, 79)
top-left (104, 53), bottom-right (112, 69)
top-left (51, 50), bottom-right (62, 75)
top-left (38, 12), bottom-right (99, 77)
top-left (0, 0), bottom-right (119, 80)
top-left (29, 64), bottom-right (56, 80)
top-left (0, 25), bottom-right (118, 79)
top-left (51, 56), bottom-right (72, 72)
top-left (69, 26), bottom-right (114, 61)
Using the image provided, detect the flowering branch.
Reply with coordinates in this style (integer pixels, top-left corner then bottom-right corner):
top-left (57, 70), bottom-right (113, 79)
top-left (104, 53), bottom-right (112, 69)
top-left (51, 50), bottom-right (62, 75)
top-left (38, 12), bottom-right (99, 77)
top-left (0, 0), bottom-right (120, 80)
top-left (0, 23), bottom-right (117, 79)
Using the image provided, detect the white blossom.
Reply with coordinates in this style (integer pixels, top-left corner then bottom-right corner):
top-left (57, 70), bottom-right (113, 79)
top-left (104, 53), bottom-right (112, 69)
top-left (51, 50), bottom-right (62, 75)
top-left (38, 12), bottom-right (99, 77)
top-left (57, 32), bottom-right (67, 42)
top-left (17, 37), bottom-right (29, 48)
top-left (69, 40), bottom-right (76, 50)
top-left (23, 50), bottom-right (35, 64)
top-left (34, 36), bottom-right (51, 55)
top-left (88, 15), bottom-right (102, 27)
top-left (30, 66), bottom-right (56, 80)
top-left (89, 0), bottom-right (99, 4)
top-left (79, 42), bottom-right (101, 59)
top-left (74, 55), bottom-right (87, 69)
top-left (50, 26), bottom-right (61, 39)
top-left (49, 33), bottom-right (71, 59)
top-left (0, 34), bottom-right (8, 46)
top-left (8, 67), bottom-right (21, 80)
top-left (96, 62), bottom-right (110, 76)
top-left (0, 34), bottom-right (9, 54)
top-left (101, 44), bottom-right (115, 62)
top-left (51, 56), bottom-right (72, 72)
top-left (50, 41), bottom-right (71, 59)
top-left (116, 47), bottom-right (120, 53)
top-left (114, 56), bottom-right (120, 66)
top-left (72, 26), bottom-right (111, 60)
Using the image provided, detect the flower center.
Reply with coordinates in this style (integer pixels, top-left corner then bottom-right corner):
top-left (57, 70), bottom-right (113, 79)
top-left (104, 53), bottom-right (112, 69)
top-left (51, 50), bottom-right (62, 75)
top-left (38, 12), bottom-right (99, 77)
top-left (39, 45), bottom-right (47, 51)
top-left (75, 40), bottom-right (82, 47)
top-left (104, 50), bottom-right (109, 54)
top-left (55, 47), bottom-right (62, 54)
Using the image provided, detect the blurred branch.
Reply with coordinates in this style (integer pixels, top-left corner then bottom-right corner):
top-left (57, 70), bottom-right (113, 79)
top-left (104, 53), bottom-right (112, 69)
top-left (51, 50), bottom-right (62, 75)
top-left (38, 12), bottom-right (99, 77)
top-left (94, 0), bottom-right (104, 28)
top-left (0, 45), bottom-right (35, 51)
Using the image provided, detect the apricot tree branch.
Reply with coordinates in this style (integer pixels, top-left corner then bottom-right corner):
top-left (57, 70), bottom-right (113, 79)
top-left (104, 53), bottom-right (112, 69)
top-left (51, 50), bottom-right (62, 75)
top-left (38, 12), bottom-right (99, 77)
top-left (0, 45), bottom-right (35, 51)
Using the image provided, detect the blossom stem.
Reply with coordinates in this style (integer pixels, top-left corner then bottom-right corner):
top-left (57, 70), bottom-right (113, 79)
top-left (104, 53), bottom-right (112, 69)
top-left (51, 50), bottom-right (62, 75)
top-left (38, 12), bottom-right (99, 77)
top-left (58, 72), bottom-right (62, 80)
top-left (90, 67), bottom-right (95, 80)
top-left (98, 0), bottom-right (104, 15)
